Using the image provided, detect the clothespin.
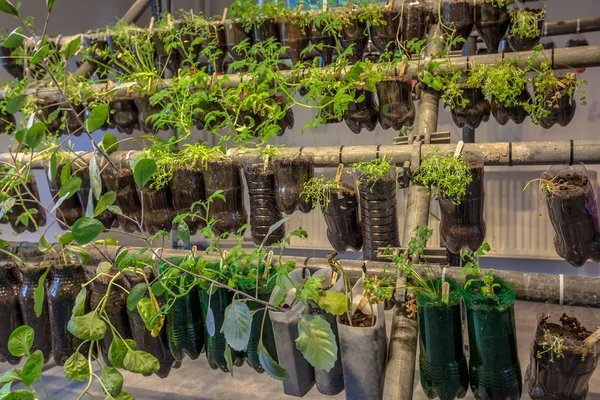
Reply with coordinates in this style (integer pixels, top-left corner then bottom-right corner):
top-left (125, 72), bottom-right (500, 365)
top-left (148, 17), bottom-right (155, 31)
top-left (221, 8), bottom-right (228, 24)
top-left (441, 281), bottom-right (450, 304)
top-left (454, 140), bottom-right (464, 158)
top-left (334, 163), bottom-right (344, 184)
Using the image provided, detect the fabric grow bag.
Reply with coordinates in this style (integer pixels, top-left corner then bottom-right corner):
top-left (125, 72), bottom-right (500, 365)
top-left (438, 150), bottom-right (486, 254)
top-left (100, 155), bottom-right (142, 233)
top-left (47, 263), bottom-right (89, 366)
top-left (416, 278), bottom-right (468, 400)
top-left (321, 183), bottom-right (364, 254)
top-left (46, 162), bottom-right (84, 230)
top-left (18, 264), bottom-right (52, 363)
top-left (376, 78), bottom-right (415, 131)
top-left (464, 280), bottom-right (522, 400)
top-left (0, 264), bottom-right (24, 365)
top-left (474, 0), bottom-right (510, 54)
top-left (274, 153), bottom-right (314, 215)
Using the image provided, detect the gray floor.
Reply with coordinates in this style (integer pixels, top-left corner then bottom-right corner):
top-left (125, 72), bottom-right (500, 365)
top-left (2, 301), bottom-right (599, 399)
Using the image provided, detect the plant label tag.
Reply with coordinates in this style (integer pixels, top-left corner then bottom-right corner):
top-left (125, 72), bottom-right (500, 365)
top-left (323, 0), bottom-right (328, 11)
top-left (221, 8), bottom-right (228, 24)
top-left (334, 163), bottom-right (344, 184)
top-left (442, 281), bottom-right (450, 304)
top-left (584, 328), bottom-right (600, 346)
top-left (454, 141), bottom-right (464, 158)
top-left (148, 16), bottom-right (155, 31)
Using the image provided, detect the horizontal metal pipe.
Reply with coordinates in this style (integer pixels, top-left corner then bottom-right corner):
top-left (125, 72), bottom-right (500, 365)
top-left (543, 18), bottom-right (600, 37)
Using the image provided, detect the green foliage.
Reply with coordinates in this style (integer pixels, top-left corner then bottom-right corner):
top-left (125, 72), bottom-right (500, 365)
top-left (509, 9), bottom-right (545, 39)
top-left (301, 176), bottom-right (343, 208)
top-left (296, 314), bottom-right (338, 372)
top-left (536, 329), bottom-right (565, 362)
top-left (352, 156), bottom-right (394, 187)
top-left (8, 326), bottom-right (34, 357)
top-left (467, 60), bottom-right (528, 107)
top-left (413, 151), bottom-right (472, 203)
top-left (222, 300), bottom-right (252, 351)
top-left (71, 217), bottom-right (104, 244)
top-left (460, 243), bottom-right (498, 297)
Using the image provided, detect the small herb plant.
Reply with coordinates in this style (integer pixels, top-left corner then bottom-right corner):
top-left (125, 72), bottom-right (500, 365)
top-left (352, 156), bottom-right (395, 187)
top-left (459, 243), bottom-right (498, 297)
top-left (509, 9), bottom-right (546, 40)
top-left (536, 329), bottom-right (565, 362)
top-left (412, 151), bottom-right (473, 203)
top-left (302, 176), bottom-right (344, 208)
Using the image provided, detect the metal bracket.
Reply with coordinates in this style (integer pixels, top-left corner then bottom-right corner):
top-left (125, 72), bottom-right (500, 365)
top-left (393, 130), bottom-right (451, 146)
top-left (397, 160), bottom-right (411, 189)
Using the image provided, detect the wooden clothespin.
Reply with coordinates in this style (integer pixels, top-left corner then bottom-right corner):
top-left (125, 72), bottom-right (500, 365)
top-left (357, 294), bottom-right (368, 311)
top-left (167, 13), bottom-right (172, 28)
top-left (441, 281), bottom-right (450, 304)
top-left (331, 271), bottom-right (339, 285)
top-left (221, 8), bottom-right (228, 24)
top-left (584, 328), bottom-right (600, 347)
top-left (454, 140), bottom-right (464, 158)
top-left (191, 245), bottom-right (197, 259)
top-left (334, 163), bottom-right (344, 184)
top-left (148, 16), bottom-right (155, 31)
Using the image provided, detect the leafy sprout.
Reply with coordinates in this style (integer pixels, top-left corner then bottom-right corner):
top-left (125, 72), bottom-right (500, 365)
top-left (301, 176), bottom-right (344, 208)
top-left (459, 243), bottom-right (498, 297)
top-left (509, 8), bottom-right (546, 40)
top-left (352, 156), bottom-right (395, 187)
top-left (412, 151), bottom-right (472, 204)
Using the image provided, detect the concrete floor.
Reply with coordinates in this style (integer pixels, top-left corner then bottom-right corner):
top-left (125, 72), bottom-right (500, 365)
top-left (2, 301), bottom-right (599, 399)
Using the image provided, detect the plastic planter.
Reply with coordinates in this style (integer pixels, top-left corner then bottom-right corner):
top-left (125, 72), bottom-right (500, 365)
top-left (152, 31), bottom-right (180, 78)
top-left (491, 90), bottom-right (530, 125)
top-left (358, 170), bottom-right (400, 261)
top-left (464, 280), bottom-right (522, 400)
top-left (171, 167), bottom-right (206, 236)
top-left (541, 164), bottom-right (600, 267)
top-left (138, 183), bottom-right (175, 235)
top-left (269, 268), bottom-right (315, 396)
top-left (450, 85), bottom-right (491, 129)
top-left (340, 19), bottom-right (368, 64)
top-left (274, 153), bottom-right (314, 215)
top-left (525, 308), bottom-right (600, 400)
top-left (46, 163), bottom-right (84, 230)
top-left (416, 278), bottom-right (468, 400)
top-left (125, 270), bottom-right (176, 378)
top-left (90, 271), bottom-right (132, 366)
top-left (279, 21), bottom-right (309, 65)
top-left (0, 264), bottom-right (23, 365)
top-left (243, 163), bottom-right (286, 246)
top-left (321, 182), bottom-right (363, 254)
top-left (344, 89), bottom-right (379, 134)
top-left (376, 77), bottom-right (415, 130)
top-left (438, 151), bottom-right (486, 254)
top-left (112, 97), bottom-right (140, 134)
top-left (204, 158), bottom-right (247, 237)
top-left (441, 0), bottom-right (474, 51)
top-left (133, 94), bottom-right (162, 134)
top-left (311, 269), bottom-right (345, 395)
top-left (100, 156), bottom-right (142, 233)
top-left (18, 264), bottom-right (52, 363)
top-left (6, 178), bottom-right (47, 234)
top-left (0, 46), bottom-right (23, 79)
top-left (225, 20), bottom-right (251, 61)
top-left (309, 24), bottom-right (335, 66)
top-left (337, 278), bottom-right (387, 400)
top-left (202, 22), bottom-right (227, 74)
top-left (252, 19), bottom-right (280, 46)
top-left (537, 77), bottom-right (578, 129)
top-left (402, 0), bottom-right (432, 53)
top-left (177, 22), bottom-right (203, 67)
top-left (65, 105), bottom-right (84, 136)
top-left (474, 0), bottom-right (510, 54)
top-left (508, 9), bottom-right (545, 51)
top-left (48, 263), bottom-right (89, 366)
top-left (371, 10), bottom-right (401, 53)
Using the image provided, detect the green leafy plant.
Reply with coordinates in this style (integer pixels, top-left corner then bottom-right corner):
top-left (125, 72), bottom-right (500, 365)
top-left (536, 329), bottom-right (565, 362)
top-left (460, 243), bottom-right (498, 297)
top-left (509, 8), bottom-right (546, 39)
top-left (301, 175), bottom-right (344, 208)
top-left (412, 150), bottom-right (473, 203)
top-left (352, 156), bottom-right (395, 187)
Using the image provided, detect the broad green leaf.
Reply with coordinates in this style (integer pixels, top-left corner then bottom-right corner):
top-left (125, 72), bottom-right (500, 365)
top-left (205, 307), bottom-right (215, 337)
top-left (89, 156), bottom-right (102, 201)
top-left (8, 325), bottom-right (34, 357)
top-left (224, 344), bottom-right (233, 376)
top-left (58, 176), bottom-right (81, 199)
top-left (72, 217), bottom-right (104, 244)
top-left (126, 283), bottom-right (147, 311)
top-left (59, 232), bottom-right (72, 245)
top-left (0, 0), bottom-right (19, 16)
top-left (85, 104), bottom-right (109, 133)
top-left (295, 314), bottom-right (337, 372)
top-left (107, 390), bottom-right (135, 400)
top-left (48, 153), bottom-right (58, 182)
top-left (123, 350), bottom-right (159, 374)
top-left (0, 197), bottom-right (15, 219)
top-left (31, 44), bottom-right (49, 65)
top-left (73, 288), bottom-right (89, 318)
top-left (136, 297), bottom-right (164, 337)
top-left (21, 350), bottom-right (43, 386)
top-left (0, 369), bottom-right (21, 384)
top-left (101, 367), bottom-right (123, 397)
top-left (100, 133), bottom-right (118, 154)
top-left (63, 351), bottom-right (89, 382)
top-left (38, 235), bottom-right (52, 253)
top-left (150, 281), bottom-right (165, 296)
top-left (33, 268), bottom-right (49, 317)
top-left (94, 192), bottom-right (116, 217)
top-left (262, 217), bottom-right (290, 246)
top-left (62, 35), bottom-right (80, 58)
top-left (133, 158), bottom-right (157, 189)
top-left (4, 391), bottom-right (34, 400)
top-left (6, 95), bottom-right (26, 114)
top-left (107, 205), bottom-right (122, 215)
top-left (68, 312), bottom-right (106, 341)
top-left (108, 336), bottom-right (136, 369)
top-left (3, 27), bottom-right (24, 49)
top-left (50, 193), bottom-right (69, 215)
top-left (95, 261), bottom-right (112, 276)
top-left (0, 380), bottom-right (11, 396)
top-left (317, 291), bottom-right (349, 316)
top-left (13, 129), bottom-right (25, 143)
top-left (258, 343), bottom-right (288, 381)
top-left (176, 222), bottom-right (190, 245)
top-left (221, 300), bottom-right (251, 351)
top-left (25, 123), bottom-right (45, 149)
top-left (66, 245), bottom-right (90, 264)
top-left (46, 0), bottom-right (58, 11)
top-left (60, 162), bottom-right (71, 184)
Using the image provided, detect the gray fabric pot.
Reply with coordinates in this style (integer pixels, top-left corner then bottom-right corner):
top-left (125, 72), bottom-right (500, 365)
top-left (337, 280), bottom-right (388, 400)
top-left (269, 269), bottom-right (315, 397)
top-left (310, 269), bottom-right (345, 395)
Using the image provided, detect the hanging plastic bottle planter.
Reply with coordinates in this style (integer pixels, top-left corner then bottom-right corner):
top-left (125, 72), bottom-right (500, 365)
top-left (507, 2), bottom-right (546, 52)
top-left (401, 0), bottom-right (433, 55)
top-left (474, 0), bottom-right (511, 54)
top-left (536, 74), bottom-right (579, 129)
top-left (46, 162), bottom-right (84, 230)
top-left (370, 8), bottom-right (400, 54)
top-left (101, 155), bottom-right (142, 233)
top-left (440, 0), bottom-right (474, 51)
top-left (225, 20), bottom-right (251, 61)
top-left (0, 264), bottom-right (23, 365)
top-left (202, 21), bottom-right (227, 74)
top-left (274, 152), bottom-right (314, 215)
top-left (450, 84), bottom-right (491, 129)
top-left (5, 175), bottom-right (47, 234)
top-left (491, 89), bottom-right (531, 125)
top-left (112, 97), bottom-right (140, 134)
top-left (309, 22), bottom-right (335, 66)
top-left (340, 16), bottom-right (367, 64)
top-left (377, 76), bottom-right (415, 131)
top-left (170, 164), bottom-right (206, 236)
top-left (279, 19), bottom-right (309, 66)
top-left (344, 89), bottom-right (379, 134)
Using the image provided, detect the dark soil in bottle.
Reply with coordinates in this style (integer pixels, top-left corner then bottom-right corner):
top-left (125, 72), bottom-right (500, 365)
top-left (402, 3), bottom-right (431, 55)
top-left (0, 46), bottom-right (23, 79)
top-left (244, 279), bottom-right (278, 373)
top-left (124, 271), bottom-right (176, 378)
top-left (18, 265), bottom-right (52, 362)
top-left (441, 0), bottom-right (474, 51)
top-left (376, 78), bottom-right (415, 130)
top-left (48, 264), bottom-right (90, 366)
top-left (0, 264), bottom-right (23, 365)
top-left (170, 168), bottom-right (206, 236)
top-left (322, 184), bottom-right (363, 254)
top-left (310, 24), bottom-right (335, 66)
top-left (491, 89), bottom-right (530, 125)
top-left (451, 86), bottom-right (491, 129)
top-left (359, 175), bottom-right (400, 261)
top-left (338, 309), bottom-right (376, 328)
top-left (112, 98), bottom-right (139, 134)
top-left (90, 272), bottom-right (131, 366)
top-left (541, 167), bottom-right (600, 267)
top-left (200, 283), bottom-right (245, 372)
top-left (439, 155), bottom-right (486, 254)
top-left (72, 161), bottom-right (119, 229)
top-left (225, 20), bottom-right (251, 61)
top-left (244, 163), bottom-right (286, 246)
top-left (279, 21), bottom-right (309, 65)
top-left (340, 20), bottom-right (367, 64)
top-left (202, 22), bottom-right (227, 74)
top-left (417, 278), bottom-right (469, 400)
top-left (252, 19), bottom-right (279, 46)
top-left (508, 9), bottom-right (544, 51)
top-left (139, 185), bottom-right (175, 235)
top-left (7, 179), bottom-right (47, 234)
top-left (538, 81), bottom-right (577, 129)
top-left (100, 159), bottom-right (141, 233)
top-left (371, 10), bottom-right (401, 53)
top-left (526, 314), bottom-right (600, 400)
top-left (133, 94), bottom-right (162, 134)
top-left (204, 159), bottom-right (247, 237)
top-left (474, 1), bottom-right (510, 54)
top-left (274, 154), bottom-right (314, 215)
top-left (344, 89), bottom-right (378, 134)
top-left (465, 281), bottom-right (522, 400)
